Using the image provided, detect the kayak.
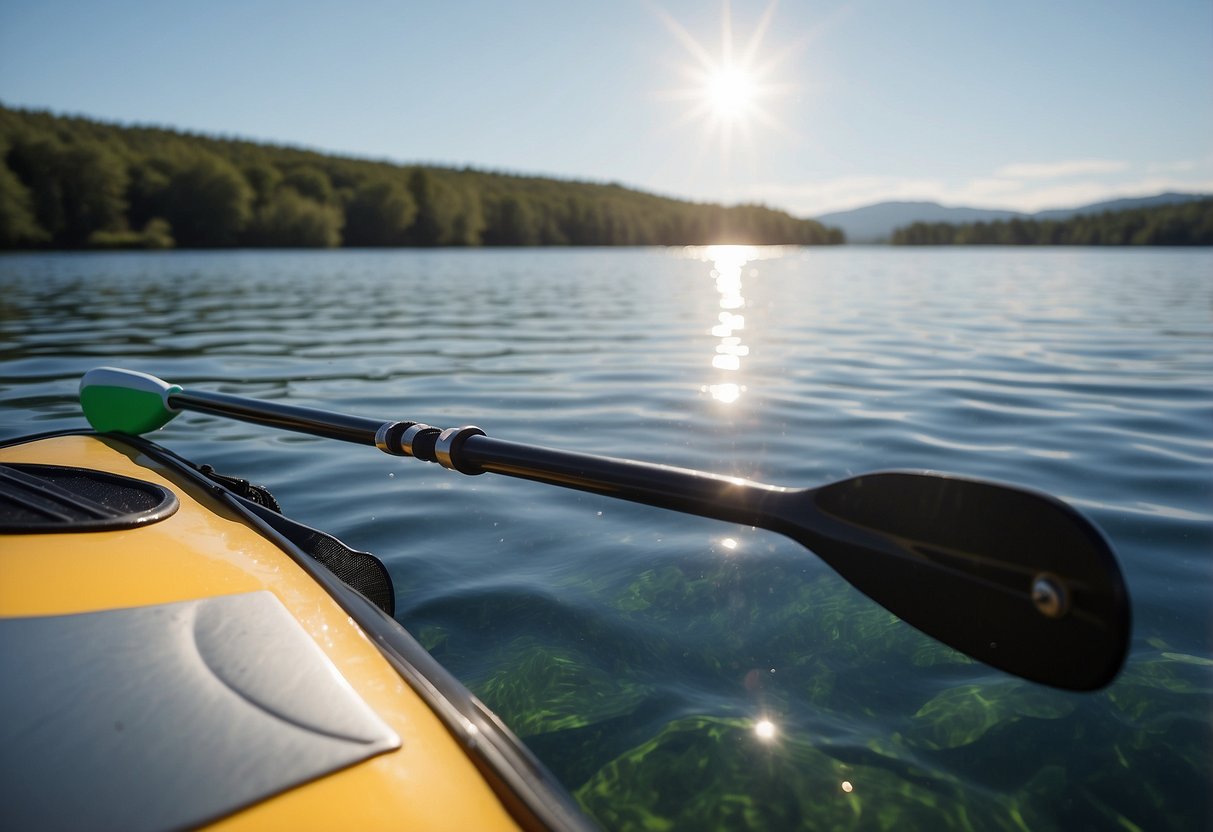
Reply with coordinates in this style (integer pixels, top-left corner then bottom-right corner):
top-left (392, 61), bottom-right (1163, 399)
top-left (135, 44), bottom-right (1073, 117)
top-left (1, 368), bottom-right (1132, 830)
top-left (0, 429), bottom-right (594, 832)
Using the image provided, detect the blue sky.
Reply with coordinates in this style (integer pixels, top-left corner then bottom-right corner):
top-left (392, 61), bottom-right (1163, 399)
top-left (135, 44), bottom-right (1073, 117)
top-left (1, 0), bottom-right (1210, 216)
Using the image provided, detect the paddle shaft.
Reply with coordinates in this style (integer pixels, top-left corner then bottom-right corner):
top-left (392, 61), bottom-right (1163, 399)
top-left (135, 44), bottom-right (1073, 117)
top-left (171, 390), bottom-right (383, 444)
top-left (171, 389), bottom-right (798, 528)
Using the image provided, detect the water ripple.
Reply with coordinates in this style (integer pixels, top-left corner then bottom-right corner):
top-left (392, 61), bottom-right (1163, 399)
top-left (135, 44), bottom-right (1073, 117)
top-left (2, 247), bottom-right (1211, 830)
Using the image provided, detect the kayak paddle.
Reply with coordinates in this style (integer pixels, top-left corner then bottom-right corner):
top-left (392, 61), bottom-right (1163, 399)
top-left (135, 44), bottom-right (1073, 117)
top-left (80, 367), bottom-right (1131, 691)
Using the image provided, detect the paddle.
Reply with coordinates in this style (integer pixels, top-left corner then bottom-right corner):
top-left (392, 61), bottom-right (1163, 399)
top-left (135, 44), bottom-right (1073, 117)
top-left (80, 367), bottom-right (1130, 691)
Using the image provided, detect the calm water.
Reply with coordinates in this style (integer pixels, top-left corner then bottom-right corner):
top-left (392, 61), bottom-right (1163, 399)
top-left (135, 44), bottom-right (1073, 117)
top-left (2, 247), bottom-right (1210, 830)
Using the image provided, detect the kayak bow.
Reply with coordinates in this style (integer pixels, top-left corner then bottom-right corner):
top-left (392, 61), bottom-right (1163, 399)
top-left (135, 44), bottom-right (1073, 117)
top-left (0, 431), bottom-right (594, 832)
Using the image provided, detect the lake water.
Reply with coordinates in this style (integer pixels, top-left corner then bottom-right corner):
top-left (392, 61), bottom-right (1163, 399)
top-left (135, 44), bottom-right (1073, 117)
top-left (2, 247), bottom-right (1210, 830)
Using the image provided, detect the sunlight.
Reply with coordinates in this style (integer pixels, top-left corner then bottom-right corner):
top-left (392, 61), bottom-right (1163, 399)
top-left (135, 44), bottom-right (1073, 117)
top-left (706, 67), bottom-right (755, 120)
top-left (754, 718), bottom-right (777, 741)
top-left (655, 1), bottom-right (797, 164)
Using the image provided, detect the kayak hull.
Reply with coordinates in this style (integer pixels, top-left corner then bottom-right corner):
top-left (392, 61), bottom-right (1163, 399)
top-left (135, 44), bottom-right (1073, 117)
top-left (0, 432), bottom-right (591, 831)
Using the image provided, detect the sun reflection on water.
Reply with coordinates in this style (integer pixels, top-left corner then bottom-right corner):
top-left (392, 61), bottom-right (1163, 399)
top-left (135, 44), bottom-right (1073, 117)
top-left (704, 245), bottom-right (754, 402)
top-left (684, 244), bottom-right (786, 405)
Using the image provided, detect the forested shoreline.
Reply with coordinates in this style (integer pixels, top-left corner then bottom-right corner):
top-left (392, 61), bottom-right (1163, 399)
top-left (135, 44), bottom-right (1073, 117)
top-left (0, 105), bottom-right (843, 250)
top-left (891, 199), bottom-right (1213, 246)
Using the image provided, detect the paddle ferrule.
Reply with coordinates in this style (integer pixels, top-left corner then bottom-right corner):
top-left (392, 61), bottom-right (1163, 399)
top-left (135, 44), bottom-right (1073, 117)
top-left (435, 427), bottom-right (487, 475)
top-left (398, 424), bottom-right (441, 461)
top-left (374, 422), bottom-right (417, 457)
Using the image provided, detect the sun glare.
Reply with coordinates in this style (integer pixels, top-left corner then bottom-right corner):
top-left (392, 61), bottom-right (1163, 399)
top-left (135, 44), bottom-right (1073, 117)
top-left (707, 67), bottom-right (755, 119)
top-left (656, 1), bottom-right (798, 164)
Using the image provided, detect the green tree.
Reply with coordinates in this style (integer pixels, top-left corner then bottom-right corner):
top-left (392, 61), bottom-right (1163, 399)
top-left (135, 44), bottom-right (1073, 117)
top-left (0, 159), bottom-right (48, 246)
top-left (281, 166), bottom-right (333, 204)
top-left (5, 136), bottom-right (67, 239)
top-left (242, 162), bottom-right (283, 209)
top-left (448, 186), bottom-right (485, 246)
top-left (160, 154), bottom-right (254, 246)
top-left (57, 142), bottom-right (129, 245)
top-left (405, 169), bottom-right (444, 246)
top-left (487, 194), bottom-right (539, 245)
top-left (247, 188), bottom-right (342, 247)
top-left (343, 180), bottom-right (417, 246)
top-left (6, 136), bottom-right (127, 246)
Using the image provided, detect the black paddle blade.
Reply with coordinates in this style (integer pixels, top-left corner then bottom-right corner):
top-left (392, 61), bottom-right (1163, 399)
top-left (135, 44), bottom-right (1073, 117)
top-left (780, 472), bottom-right (1130, 691)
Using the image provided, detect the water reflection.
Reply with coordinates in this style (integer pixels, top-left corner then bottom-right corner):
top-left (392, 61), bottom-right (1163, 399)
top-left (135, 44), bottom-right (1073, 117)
top-left (685, 244), bottom-right (754, 404)
top-left (684, 245), bottom-right (786, 404)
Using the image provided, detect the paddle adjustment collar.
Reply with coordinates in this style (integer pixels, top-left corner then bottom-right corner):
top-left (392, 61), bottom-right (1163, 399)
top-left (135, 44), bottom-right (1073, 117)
top-left (376, 422), bottom-right (486, 475)
top-left (435, 426), bottom-right (487, 475)
top-left (374, 421), bottom-right (416, 456)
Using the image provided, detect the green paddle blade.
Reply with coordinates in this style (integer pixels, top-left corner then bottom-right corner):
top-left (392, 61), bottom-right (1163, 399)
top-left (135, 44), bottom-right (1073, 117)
top-left (80, 367), bottom-right (182, 434)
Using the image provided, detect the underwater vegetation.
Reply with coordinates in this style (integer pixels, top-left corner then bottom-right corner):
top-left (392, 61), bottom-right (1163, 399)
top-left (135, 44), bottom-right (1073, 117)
top-left (407, 552), bottom-right (1212, 831)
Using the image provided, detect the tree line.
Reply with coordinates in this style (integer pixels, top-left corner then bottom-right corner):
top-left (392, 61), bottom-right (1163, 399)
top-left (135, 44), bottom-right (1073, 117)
top-left (891, 199), bottom-right (1213, 246)
top-left (0, 105), bottom-right (843, 250)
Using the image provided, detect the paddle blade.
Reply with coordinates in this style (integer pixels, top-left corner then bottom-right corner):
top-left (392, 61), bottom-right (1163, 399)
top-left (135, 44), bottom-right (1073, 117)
top-left (80, 368), bottom-right (182, 435)
top-left (792, 472), bottom-right (1130, 691)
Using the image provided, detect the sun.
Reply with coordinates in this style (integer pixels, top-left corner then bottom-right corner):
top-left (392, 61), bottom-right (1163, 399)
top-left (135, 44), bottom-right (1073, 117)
top-left (655, 1), bottom-right (798, 164)
top-left (706, 67), bottom-right (756, 120)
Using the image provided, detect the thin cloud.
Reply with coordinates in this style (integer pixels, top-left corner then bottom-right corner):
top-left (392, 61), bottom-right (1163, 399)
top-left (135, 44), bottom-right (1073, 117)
top-left (1147, 160), bottom-right (1198, 174)
top-left (742, 176), bottom-right (949, 216)
top-left (995, 159), bottom-right (1129, 179)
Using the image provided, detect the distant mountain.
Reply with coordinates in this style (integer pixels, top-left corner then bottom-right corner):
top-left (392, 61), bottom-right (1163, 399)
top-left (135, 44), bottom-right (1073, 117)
top-left (1032, 192), bottom-right (1210, 222)
top-left (815, 192), bottom-right (1211, 243)
top-left (815, 202), bottom-right (1021, 243)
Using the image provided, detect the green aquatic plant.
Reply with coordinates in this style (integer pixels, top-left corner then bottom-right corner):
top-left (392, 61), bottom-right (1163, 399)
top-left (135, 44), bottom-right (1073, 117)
top-left (1106, 649), bottom-right (1213, 721)
top-left (414, 624), bottom-right (447, 653)
top-left (575, 715), bottom-right (1016, 831)
top-left (905, 682), bottom-right (1075, 751)
top-left (432, 551), bottom-right (1209, 830)
top-left (475, 636), bottom-right (651, 737)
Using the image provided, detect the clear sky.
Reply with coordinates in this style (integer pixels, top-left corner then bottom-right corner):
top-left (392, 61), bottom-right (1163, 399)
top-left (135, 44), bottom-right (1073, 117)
top-left (1, 0), bottom-right (1210, 217)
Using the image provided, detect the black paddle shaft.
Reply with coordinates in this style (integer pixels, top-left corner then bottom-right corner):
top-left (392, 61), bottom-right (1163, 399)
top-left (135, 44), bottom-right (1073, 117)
top-left (165, 388), bottom-right (1130, 690)
top-left (170, 390), bottom-right (384, 443)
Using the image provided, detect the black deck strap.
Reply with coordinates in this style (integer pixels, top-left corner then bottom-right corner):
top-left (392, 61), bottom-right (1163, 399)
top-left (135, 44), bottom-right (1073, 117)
top-left (129, 441), bottom-right (390, 615)
top-left (197, 465), bottom-right (283, 513)
top-left (240, 499), bottom-right (395, 617)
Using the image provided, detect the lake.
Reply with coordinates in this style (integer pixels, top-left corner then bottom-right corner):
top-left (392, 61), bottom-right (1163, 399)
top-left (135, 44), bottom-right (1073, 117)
top-left (2, 246), bottom-right (1210, 830)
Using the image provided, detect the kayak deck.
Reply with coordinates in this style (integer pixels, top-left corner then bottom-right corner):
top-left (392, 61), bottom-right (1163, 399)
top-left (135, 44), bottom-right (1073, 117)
top-left (0, 433), bottom-right (532, 831)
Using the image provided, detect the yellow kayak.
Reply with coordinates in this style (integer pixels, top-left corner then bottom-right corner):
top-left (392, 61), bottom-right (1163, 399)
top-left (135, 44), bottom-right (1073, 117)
top-left (0, 431), bottom-right (593, 831)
